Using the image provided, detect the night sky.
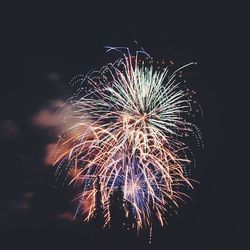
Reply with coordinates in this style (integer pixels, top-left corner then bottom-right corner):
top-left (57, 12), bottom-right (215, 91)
top-left (1, 3), bottom-right (247, 250)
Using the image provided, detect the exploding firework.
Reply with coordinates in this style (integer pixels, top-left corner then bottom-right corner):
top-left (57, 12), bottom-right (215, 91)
top-left (54, 47), bottom-right (201, 230)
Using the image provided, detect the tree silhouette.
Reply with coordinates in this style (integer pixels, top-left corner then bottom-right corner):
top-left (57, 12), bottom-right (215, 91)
top-left (108, 185), bottom-right (127, 249)
top-left (125, 200), bottom-right (136, 232)
top-left (109, 185), bottom-right (126, 230)
top-left (92, 176), bottom-right (104, 249)
top-left (92, 176), bottom-right (104, 230)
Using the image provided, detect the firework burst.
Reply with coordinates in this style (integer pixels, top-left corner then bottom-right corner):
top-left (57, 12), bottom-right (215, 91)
top-left (54, 47), bottom-right (200, 230)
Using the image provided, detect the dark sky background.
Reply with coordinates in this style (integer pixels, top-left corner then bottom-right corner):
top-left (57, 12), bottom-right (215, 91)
top-left (0, 2), bottom-right (247, 250)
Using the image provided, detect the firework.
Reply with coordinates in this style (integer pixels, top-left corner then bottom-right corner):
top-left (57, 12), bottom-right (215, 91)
top-left (54, 47), bottom-right (200, 230)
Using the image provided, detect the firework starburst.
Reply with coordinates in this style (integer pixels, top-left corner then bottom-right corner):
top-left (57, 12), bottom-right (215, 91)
top-left (54, 47), bottom-right (200, 229)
